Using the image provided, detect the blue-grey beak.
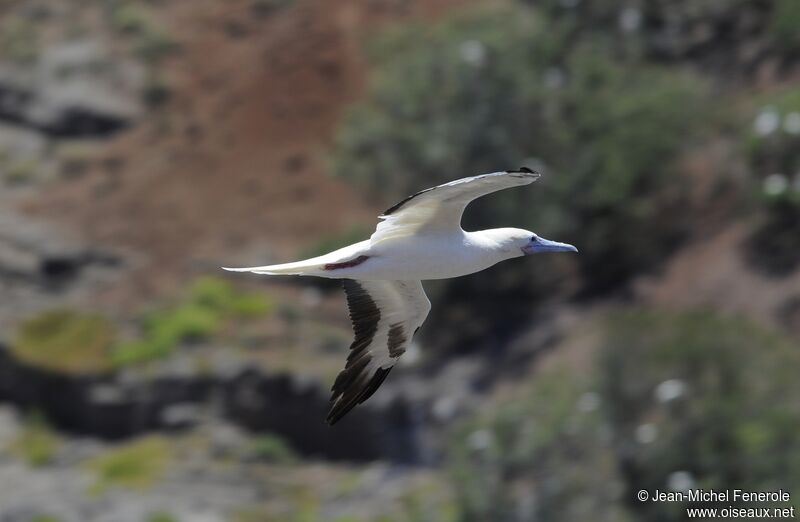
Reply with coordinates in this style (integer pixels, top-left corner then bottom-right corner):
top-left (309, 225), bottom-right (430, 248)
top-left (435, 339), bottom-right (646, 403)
top-left (522, 236), bottom-right (578, 255)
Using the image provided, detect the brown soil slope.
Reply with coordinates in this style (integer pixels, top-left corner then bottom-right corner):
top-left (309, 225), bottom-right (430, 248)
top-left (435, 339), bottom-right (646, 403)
top-left (29, 0), bottom-right (474, 301)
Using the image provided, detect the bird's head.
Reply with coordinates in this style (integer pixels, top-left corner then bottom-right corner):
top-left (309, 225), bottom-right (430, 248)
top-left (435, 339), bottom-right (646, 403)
top-left (484, 228), bottom-right (578, 258)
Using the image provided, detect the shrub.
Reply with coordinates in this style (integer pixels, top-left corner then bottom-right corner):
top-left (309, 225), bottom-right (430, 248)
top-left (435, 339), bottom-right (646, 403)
top-left (447, 370), bottom-right (629, 522)
top-left (57, 142), bottom-right (96, 179)
top-left (251, 0), bottom-right (294, 17)
top-left (111, 302), bottom-right (218, 366)
top-left (87, 436), bottom-right (170, 493)
top-left (8, 414), bottom-right (60, 467)
top-left (189, 276), bottom-right (272, 318)
top-left (31, 516), bottom-right (61, 522)
top-left (0, 18), bottom-right (38, 63)
top-left (144, 303), bottom-right (221, 345)
top-left (143, 72), bottom-right (172, 108)
top-left (746, 194), bottom-right (800, 275)
top-left (746, 89), bottom-right (800, 182)
top-left (447, 309), bottom-right (800, 521)
top-left (770, 0), bottom-right (800, 52)
top-left (135, 27), bottom-right (178, 65)
top-left (12, 309), bottom-right (117, 373)
top-left (743, 89), bottom-right (800, 274)
top-left (111, 339), bottom-right (169, 367)
top-left (110, 3), bottom-right (151, 34)
top-left (250, 433), bottom-right (297, 464)
top-left (333, 5), bottom-right (707, 294)
top-left (600, 310), bottom-right (800, 521)
top-left (106, 1), bottom-right (177, 64)
top-left (147, 513), bottom-right (179, 522)
top-left (112, 277), bottom-right (271, 366)
top-left (4, 160), bottom-right (38, 185)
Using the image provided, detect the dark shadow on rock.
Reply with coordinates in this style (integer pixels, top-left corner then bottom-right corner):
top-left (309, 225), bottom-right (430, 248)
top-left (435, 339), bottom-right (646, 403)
top-left (0, 343), bottom-right (428, 463)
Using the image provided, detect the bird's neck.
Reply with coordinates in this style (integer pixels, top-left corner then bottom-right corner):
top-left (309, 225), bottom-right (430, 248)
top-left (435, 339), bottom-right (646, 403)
top-left (467, 229), bottom-right (523, 261)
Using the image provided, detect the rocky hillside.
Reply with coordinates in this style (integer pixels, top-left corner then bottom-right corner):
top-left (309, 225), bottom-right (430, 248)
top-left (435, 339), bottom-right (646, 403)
top-left (0, 0), bottom-right (799, 521)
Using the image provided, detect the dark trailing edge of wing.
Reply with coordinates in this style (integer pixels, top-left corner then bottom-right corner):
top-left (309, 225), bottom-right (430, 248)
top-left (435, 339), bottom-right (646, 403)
top-left (327, 280), bottom-right (391, 425)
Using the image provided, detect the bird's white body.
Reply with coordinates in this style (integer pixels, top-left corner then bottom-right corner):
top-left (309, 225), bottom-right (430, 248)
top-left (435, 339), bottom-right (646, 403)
top-left (276, 231), bottom-right (519, 281)
top-left (223, 169), bottom-right (576, 424)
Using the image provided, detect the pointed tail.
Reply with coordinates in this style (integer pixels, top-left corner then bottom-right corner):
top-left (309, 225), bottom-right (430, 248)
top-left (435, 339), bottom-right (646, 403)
top-left (223, 240), bottom-right (372, 277)
top-left (221, 258), bottom-right (325, 276)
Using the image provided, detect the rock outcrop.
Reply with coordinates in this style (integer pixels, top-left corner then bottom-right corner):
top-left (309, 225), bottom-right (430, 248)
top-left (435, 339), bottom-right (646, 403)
top-left (0, 342), bottom-right (429, 463)
top-left (0, 40), bottom-right (143, 138)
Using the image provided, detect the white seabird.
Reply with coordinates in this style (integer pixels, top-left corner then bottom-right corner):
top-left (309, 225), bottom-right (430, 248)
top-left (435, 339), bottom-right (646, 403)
top-left (223, 168), bottom-right (577, 424)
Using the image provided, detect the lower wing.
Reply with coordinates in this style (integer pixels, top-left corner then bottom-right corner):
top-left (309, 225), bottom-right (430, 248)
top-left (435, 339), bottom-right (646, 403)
top-left (327, 279), bottom-right (431, 425)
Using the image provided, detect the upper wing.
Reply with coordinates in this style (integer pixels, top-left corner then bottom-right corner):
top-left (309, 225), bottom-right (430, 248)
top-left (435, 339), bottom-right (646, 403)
top-left (327, 279), bottom-right (431, 425)
top-left (370, 168), bottom-right (541, 245)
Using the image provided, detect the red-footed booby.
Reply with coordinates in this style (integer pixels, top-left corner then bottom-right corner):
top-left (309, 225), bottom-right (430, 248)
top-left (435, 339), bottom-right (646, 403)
top-left (223, 169), bottom-right (577, 424)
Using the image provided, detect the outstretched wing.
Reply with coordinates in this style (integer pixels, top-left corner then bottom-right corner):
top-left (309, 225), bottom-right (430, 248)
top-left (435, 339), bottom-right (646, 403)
top-left (370, 168), bottom-right (540, 245)
top-left (327, 279), bottom-right (431, 425)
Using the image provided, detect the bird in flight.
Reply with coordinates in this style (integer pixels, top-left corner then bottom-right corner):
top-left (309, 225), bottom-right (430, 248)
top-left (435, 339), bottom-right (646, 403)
top-left (223, 168), bottom-right (577, 424)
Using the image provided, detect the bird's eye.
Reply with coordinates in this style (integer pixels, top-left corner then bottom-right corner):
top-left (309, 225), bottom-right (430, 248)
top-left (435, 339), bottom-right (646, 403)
top-left (530, 235), bottom-right (538, 241)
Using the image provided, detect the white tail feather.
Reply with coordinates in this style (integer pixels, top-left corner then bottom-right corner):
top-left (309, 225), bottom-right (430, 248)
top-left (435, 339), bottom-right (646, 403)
top-left (222, 239), bottom-right (372, 277)
top-left (221, 259), bottom-right (324, 275)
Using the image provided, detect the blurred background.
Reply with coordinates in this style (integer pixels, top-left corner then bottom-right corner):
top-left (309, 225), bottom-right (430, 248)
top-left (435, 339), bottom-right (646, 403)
top-left (0, 0), bottom-right (798, 520)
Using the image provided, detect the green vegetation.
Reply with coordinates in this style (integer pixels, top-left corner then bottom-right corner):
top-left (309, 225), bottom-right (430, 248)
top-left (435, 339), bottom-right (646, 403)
top-left (448, 370), bottom-right (628, 522)
top-left (134, 26), bottom-right (178, 65)
top-left (106, 0), bottom-right (178, 66)
top-left (250, 433), bottom-right (297, 464)
top-left (31, 516), bottom-right (61, 522)
top-left (103, 0), bottom-right (177, 113)
top-left (10, 278), bottom-right (270, 372)
top-left (4, 160), bottom-right (38, 185)
top-left (8, 414), bottom-right (60, 467)
top-left (447, 309), bottom-right (800, 521)
top-left (333, 4), bottom-right (708, 293)
top-left (56, 142), bottom-right (96, 179)
top-left (745, 88), bottom-right (800, 182)
top-left (394, 486), bottom-right (458, 522)
top-left (143, 72), bottom-right (172, 108)
top-left (770, 0), bottom-right (800, 51)
top-left (11, 309), bottom-right (117, 373)
top-left (747, 196), bottom-right (800, 274)
top-left (110, 3), bottom-right (151, 34)
top-left (287, 489), bottom-right (319, 522)
top-left (229, 510), bottom-right (273, 522)
top-left (189, 276), bottom-right (272, 318)
top-left (147, 512), bottom-right (179, 522)
top-left (112, 276), bottom-right (272, 367)
top-left (251, 0), bottom-right (295, 17)
top-left (601, 310), bottom-right (800, 520)
top-left (111, 310), bottom-right (217, 367)
top-left (0, 18), bottom-right (38, 63)
top-left (743, 88), bottom-right (800, 274)
top-left (87, 436), bottom-right (171, 493)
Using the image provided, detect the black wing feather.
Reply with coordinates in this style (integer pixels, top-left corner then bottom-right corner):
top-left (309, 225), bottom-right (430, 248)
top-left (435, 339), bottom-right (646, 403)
top-left (327, 280), bottom-right (401, 425)
top-left (381, 168), bottom-right (538, 216)
top-left (382, 186), bottom-right (437, 216)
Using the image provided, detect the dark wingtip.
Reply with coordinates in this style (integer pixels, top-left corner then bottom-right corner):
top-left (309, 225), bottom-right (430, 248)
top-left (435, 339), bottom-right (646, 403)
top-left (326, 404), bottom-right (346, 425)
top-left (326, 366), bottom-right (394, 425)
top-left (325, 396), bottom-right (357, 425)
top-left (507, 166), bottom-right (538, 174)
